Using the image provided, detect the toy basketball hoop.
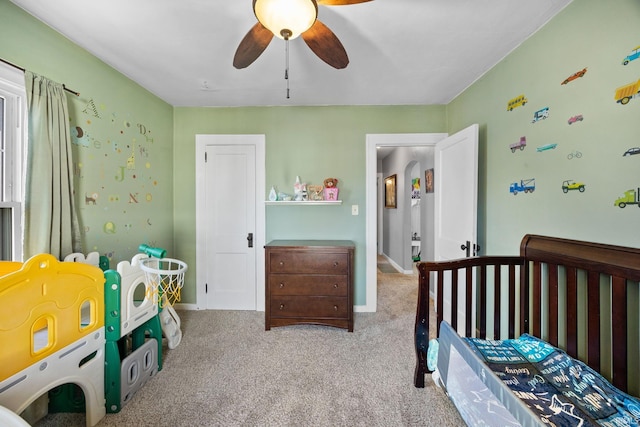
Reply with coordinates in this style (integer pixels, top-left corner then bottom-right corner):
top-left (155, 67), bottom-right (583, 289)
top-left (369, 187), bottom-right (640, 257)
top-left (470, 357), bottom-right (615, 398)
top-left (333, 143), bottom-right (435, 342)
top-left (139, 257), bottom-right (187, 307)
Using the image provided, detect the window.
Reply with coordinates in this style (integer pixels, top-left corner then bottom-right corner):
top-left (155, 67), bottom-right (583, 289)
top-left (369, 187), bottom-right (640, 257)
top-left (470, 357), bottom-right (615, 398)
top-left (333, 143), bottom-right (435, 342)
top-left (0, 63), bottom-right (26, 261)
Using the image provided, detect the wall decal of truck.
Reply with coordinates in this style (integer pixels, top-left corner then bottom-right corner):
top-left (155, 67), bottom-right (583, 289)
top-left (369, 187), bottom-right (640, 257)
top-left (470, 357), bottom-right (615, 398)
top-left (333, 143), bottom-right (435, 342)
top-left (615, 78), bottom-right (640, 105)
top-left (614, 188), bottom-right (640, 208)
top-left (622, 46), bottom-right (640, 66)
top-left (509, 179), bottom-right (535, 195)
top-left (509, 136), bottom-right (527, 152)
top-left (532, 107), bottom-right (549, 123)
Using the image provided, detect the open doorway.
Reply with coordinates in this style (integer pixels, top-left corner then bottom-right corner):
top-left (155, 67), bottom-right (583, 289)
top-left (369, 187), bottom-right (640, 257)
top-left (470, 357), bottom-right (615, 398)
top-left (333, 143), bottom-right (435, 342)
top-left (363, 133), bottom-right (447, 312)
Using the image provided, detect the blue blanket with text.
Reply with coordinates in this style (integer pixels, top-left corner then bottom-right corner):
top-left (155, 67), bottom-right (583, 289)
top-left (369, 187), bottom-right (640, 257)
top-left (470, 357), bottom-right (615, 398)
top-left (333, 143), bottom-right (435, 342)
top-left (464, 334), bottom-right (640, 426)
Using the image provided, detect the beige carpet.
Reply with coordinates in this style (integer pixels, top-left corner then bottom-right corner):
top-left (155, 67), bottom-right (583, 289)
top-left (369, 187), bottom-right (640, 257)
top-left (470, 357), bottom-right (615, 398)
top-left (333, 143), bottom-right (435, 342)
top-left (35, 268), bottom-right (463, 427)
top-left (377, 263), bottom-right (399, 274)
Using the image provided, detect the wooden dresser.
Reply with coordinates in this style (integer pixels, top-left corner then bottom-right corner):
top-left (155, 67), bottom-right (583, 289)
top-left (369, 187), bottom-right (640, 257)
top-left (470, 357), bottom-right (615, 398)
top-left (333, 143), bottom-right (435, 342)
top-left (265, 240), bottom-right (355, 332)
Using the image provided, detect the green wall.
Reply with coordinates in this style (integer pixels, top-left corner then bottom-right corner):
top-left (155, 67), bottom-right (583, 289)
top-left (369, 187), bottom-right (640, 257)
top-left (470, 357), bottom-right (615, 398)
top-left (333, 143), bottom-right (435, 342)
top-left (447, 0), bottom-right (640, 254)
top-left (1, 1), bottom-right (447, 307)
top-left (6, 0), bottom-right (639, 308)
top-left (173, 106), bottom-right (446, 304)
top-left (0, 2), bottom-right (175, 263)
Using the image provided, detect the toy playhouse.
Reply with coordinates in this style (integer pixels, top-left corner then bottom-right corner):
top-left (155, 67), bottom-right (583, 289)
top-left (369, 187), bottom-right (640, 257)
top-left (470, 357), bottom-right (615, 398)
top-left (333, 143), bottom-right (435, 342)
top-left (0, 247), bottom-right (184, 426)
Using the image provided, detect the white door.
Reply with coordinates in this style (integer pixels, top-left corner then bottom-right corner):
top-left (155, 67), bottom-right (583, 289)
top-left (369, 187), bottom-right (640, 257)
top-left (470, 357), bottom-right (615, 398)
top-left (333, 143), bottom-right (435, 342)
top-left (205, 144), bottom-right (256, 310)
top-left (434, 124), bottom-right (479, 333)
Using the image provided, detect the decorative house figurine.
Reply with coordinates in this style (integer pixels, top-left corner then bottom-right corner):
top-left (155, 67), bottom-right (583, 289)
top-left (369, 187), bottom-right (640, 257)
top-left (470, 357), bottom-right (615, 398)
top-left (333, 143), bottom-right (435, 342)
top-left (323, 177), bottom-right (339, 201)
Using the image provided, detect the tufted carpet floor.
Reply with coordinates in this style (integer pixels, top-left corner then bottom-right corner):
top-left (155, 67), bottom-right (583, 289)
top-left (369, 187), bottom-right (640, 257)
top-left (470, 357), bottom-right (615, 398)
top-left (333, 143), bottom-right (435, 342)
top-left (34, 257), bottom-right (463, 427)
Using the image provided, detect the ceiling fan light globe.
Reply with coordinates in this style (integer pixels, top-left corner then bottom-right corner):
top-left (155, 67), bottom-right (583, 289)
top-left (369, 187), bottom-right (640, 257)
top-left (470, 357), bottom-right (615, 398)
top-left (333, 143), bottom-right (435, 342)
top-left (254, 0), bottom-right (318, 40)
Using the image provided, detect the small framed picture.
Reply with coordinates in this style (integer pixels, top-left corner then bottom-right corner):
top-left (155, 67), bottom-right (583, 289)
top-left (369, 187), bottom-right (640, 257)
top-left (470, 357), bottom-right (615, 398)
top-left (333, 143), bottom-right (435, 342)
top-left (411, 177), bottom-right (420, 199)
top-left (385, 174), bottom-right (397, 208)
top-left (425, 169), bottom-right (434, 193)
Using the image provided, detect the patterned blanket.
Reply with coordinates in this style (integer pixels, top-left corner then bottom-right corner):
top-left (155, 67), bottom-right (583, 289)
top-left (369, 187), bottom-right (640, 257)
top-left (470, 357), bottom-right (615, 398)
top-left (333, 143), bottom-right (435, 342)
top-left (464, 334), bottom-right (640, 426)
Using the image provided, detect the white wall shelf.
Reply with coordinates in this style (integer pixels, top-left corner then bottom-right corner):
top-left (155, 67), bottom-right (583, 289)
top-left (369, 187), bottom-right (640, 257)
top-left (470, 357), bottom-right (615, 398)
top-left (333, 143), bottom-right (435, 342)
top-left (265, 200), bottom-right (343, 206)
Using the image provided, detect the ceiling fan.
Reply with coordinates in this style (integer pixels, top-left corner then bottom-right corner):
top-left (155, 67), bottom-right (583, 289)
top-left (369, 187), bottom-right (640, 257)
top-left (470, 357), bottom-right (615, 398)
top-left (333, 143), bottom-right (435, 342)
top-left (233, 0), bottom-right (373, 70)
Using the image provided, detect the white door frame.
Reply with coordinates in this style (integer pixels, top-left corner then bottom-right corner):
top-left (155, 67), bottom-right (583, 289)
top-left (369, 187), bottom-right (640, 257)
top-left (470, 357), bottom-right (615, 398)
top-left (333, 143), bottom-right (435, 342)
top-left (376, 173), bottom-right (383, 256)
top-left (195, 134), bottom-right (266, 311)
top-left (364, 133), bottom-right (447, 312)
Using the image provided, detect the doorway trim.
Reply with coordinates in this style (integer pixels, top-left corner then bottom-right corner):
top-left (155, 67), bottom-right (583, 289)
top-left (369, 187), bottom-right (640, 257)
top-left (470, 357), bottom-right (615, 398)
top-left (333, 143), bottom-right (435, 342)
top-left (365, 133), bottom-right (447, 312)
top-left (194, 134), bottom-right (266, 311)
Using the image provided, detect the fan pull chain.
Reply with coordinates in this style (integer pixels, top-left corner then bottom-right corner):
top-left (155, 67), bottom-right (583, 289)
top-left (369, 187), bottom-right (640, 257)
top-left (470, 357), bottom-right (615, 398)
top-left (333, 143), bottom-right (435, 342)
top-left (284, 36), bottom-right (290, 99)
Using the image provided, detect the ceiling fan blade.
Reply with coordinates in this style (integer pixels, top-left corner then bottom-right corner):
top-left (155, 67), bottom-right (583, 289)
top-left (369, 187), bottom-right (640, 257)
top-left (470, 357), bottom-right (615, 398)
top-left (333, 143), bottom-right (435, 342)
top-left (317, 0), bottom-right (373, 5)
top-left (301, 20), bottom-right (349, 69)
top-left (233, 22), bottom-right (274, 69)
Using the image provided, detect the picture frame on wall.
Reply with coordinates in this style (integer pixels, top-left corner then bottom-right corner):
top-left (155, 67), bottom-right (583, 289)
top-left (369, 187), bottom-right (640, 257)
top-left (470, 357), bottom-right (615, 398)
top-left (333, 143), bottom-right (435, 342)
top-left (425, 168), bottom-right (434, 193)
top-left (411, 177), bottom-right (420, 199)
top-left (385, 174), bottom-right (397, 208)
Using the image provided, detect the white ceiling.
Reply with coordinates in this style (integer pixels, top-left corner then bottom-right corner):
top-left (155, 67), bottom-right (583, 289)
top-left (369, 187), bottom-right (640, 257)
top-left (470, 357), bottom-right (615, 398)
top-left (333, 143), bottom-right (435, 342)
top-left (10, 0), bottom-right (572, 108)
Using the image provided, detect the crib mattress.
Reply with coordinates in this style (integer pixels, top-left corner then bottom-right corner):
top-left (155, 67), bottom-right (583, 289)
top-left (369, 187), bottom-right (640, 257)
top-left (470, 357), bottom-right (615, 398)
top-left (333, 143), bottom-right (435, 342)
top-left (437, 321), bottom-right (640, 427)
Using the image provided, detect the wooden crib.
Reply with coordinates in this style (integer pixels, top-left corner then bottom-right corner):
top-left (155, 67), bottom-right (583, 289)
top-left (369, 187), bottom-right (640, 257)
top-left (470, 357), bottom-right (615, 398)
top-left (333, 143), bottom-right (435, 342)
top-left (414, 235), bottom-right (640, 425)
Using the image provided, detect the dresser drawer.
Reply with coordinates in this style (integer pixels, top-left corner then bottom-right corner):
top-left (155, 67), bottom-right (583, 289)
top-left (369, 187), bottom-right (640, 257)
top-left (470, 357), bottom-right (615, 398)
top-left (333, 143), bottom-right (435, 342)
top-left (269, 252), bottom-right (348, 274)
top-left (269, 274), bottom-right (347, 296)
top-left (271, 296), bottom-right (348, 318)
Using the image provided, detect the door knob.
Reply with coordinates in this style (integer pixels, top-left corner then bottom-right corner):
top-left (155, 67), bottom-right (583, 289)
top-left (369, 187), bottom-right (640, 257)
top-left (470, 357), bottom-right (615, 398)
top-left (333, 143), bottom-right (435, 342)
top-left (247, 232), bottom-right (253, 248)
top-left (461, 241), bottom-right (471, 257)
top-left (460, 241), bottom-right (480, 257)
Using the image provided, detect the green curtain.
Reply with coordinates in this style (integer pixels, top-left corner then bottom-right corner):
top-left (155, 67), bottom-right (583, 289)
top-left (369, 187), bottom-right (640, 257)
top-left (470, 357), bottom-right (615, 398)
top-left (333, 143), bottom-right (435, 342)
top-left (23, 71), bottom-right (81, 259)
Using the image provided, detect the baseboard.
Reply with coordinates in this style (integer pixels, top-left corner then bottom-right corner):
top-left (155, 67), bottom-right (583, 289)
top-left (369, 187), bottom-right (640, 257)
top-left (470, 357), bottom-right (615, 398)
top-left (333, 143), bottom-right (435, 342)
top-left (173, 302), bottom-right (198, 311)
top-left (174, 302), bottom-right (374, 314)
top-left (354, 304), bottom-right (373, 313)
top-left (381, 253), bottom-right (414, 275)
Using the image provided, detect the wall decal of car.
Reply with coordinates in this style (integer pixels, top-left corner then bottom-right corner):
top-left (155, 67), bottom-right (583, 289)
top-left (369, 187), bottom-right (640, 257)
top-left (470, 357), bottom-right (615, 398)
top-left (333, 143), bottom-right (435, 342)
top-left (622, 46), bottom-right (640, 66)
top-left (623, 147), bottom-right (640, 156)
top-left (537, 143), bottom-right (558, 152)
top-left (561, 68), bottom-right (587, 85)
top-left (562, 180), bottom-right (585, 193)
top-left (567, 114), bottom-right (583, 125)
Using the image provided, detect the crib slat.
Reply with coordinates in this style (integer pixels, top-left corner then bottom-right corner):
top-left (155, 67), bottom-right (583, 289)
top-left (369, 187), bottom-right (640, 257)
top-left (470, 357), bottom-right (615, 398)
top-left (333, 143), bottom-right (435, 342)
top-left (494, 265), bottom-right (501, 339)
top-left (465, 267), bottom-right (473, 336)
top-left (451, 269), bottom-right (458, 331)
top-left (532, 261), bottom-right (542, 337)
top-left (508, 264), bottom-right (516, 339)
top-left (479, 265), bottom-right (487, 339)
top-left (548, 263), bottom-right (559, 346)
top-left (437, 271), bottom-right (444, 337)
top-left (586, 271), bottom-right (600, 371)
top-left (521, 261), bottom-right (530, 334)
top-left (414, 264), bottom-right (430, 387)
top-left (566, 267), bottom-right (578, 358)
top-left (611, 276), bottom-right (627, 391)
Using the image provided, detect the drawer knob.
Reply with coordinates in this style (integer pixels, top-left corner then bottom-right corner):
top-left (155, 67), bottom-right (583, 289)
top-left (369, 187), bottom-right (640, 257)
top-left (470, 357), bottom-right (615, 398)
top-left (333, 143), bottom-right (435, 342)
top-left (333, 262), bottom-right (339, 268)
top-left (279, 283), bottom-right (285, 288)
top-left (279, 304), bottom-right (285, 310)
top-left (333, 283), bottom-right (338, 288)
top-left (279, 261), bottom-right (284, 267)
top-left (333, 305), bottom-right (338, 311)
